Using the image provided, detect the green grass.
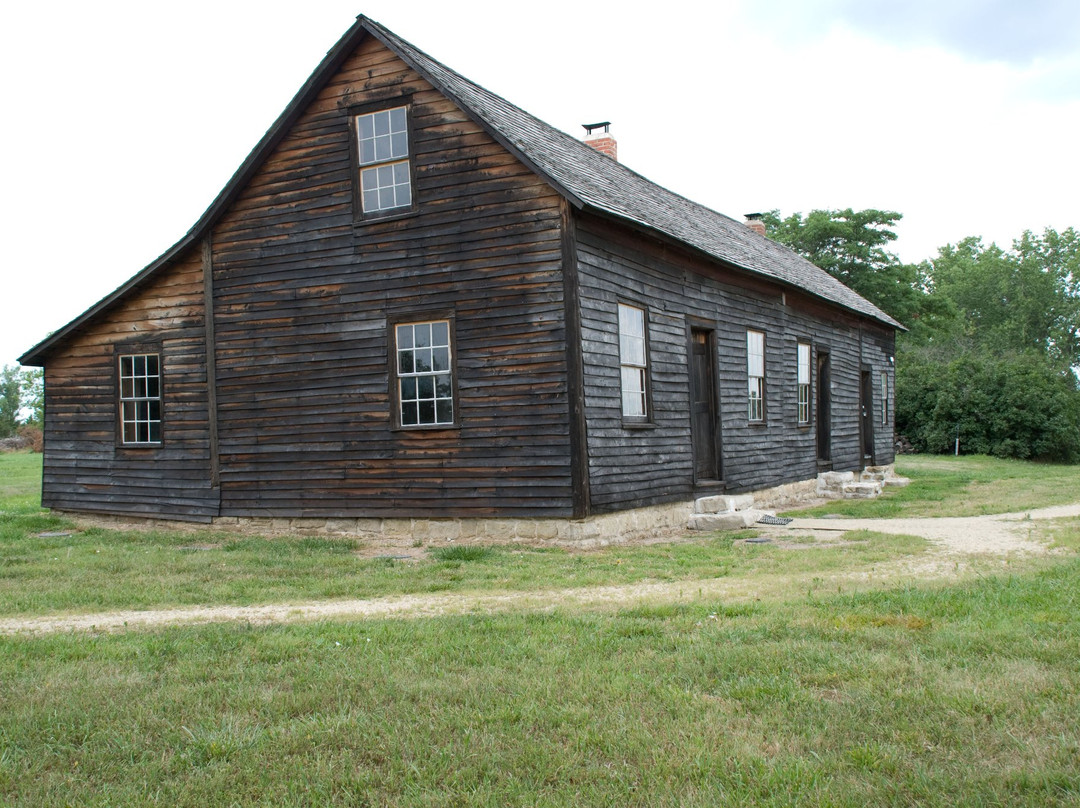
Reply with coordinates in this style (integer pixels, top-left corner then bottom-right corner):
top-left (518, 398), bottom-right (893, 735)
top-left (2, 452), bottom-right (1080, 804)
top-left (0, 453), bottom-right (927, 617)
top-left (785, 454), bottom-right (1080, 518)
top-left (1, 562), bottom-right (1077, 806)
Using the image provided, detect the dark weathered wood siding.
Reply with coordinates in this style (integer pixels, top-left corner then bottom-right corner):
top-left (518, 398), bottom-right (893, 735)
top-left (40, 253), bottom-right (219, 520)
top-left (575, 214), bottom-right (895, 514)
top-left (209, 35), bottom-right (573, 518)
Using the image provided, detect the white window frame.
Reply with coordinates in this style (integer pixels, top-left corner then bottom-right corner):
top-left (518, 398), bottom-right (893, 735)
top-left (395, 320), bottom-right (454, 427)
top-left (797, 342), bottom-right (811, 425)
top-left (118, 353), bottom-right (162, 445)
top-left (356, 106), bottom-right (412, 214)
top-left (618, 303), bottom-right (648, 419)
top-left (747, 330), bottom-right (765, 422)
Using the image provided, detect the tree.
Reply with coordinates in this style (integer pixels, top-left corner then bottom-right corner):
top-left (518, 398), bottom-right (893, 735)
top-left (763, 208), bottom-right (928, 326)
top-left (0, 366), bottom-right (21, 438)
top-left (929, 229), bottom-right (1080, 370)
top-left (0, 366), bottom-right (44, 437)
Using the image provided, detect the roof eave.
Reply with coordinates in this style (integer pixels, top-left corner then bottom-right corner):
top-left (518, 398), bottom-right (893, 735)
top-left (578, 205), bottom-right (904, 331)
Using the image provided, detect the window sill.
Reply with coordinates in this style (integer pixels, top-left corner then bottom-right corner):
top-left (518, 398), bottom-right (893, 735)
top-left (622, 420), bottom-right (656, 430)
top-left (353, 207), bottom-right (417, 228)
top-left (391, 424), bottom-right (461, 434)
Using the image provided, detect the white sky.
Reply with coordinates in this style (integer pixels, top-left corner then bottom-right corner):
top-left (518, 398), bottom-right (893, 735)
top-left (3, 0), bottom-right (1078, 366)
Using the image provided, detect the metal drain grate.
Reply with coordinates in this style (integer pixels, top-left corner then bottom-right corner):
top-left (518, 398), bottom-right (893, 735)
top-left (757, 515), bottom-right (794, 526)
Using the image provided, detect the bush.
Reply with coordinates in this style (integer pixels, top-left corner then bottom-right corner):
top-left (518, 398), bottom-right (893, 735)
top-left (16, 425), bottom-right (43, 453)
top-left (897, 351), bottom-right (1080, 462)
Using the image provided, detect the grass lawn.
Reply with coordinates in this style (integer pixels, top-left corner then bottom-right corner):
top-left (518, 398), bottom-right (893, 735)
top-left (785, 454), bottom-right (1080, 518)
top-left (0, 452), bottom-right (927, 617)
top-left (1, 451), bottom-right (1079, 805)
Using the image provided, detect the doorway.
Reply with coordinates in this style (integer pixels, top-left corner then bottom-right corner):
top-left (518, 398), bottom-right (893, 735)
top-left (816, 351), bottom-right (831, 464)
top-left (860, 369), bottom-right (875, 467)
top-left (689, 328), bottom-right (721, 482)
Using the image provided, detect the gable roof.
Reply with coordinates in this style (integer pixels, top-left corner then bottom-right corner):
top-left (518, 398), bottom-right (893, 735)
top-left (21, 16), bottom-right (897, 366)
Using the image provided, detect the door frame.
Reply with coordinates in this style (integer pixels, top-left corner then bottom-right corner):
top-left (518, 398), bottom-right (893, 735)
top-left (687, 319), bottom-right (722, 485)
top-left (860, 367), bottom-right (876, 468)
top-left (816, 348), bottom-right (832, 467)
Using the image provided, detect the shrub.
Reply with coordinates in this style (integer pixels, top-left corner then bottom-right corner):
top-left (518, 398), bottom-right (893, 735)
top-left (897, 351), bottom-right (1080, 462)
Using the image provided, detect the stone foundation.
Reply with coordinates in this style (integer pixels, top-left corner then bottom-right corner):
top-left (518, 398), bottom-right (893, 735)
top-left (55, 465), bottom-right (900, 547)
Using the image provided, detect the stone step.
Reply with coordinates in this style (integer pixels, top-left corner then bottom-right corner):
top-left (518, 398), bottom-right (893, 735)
top-left (688, 509), bottom-right (765, 531)
top-left (693, 494), bottom-right (755, 514)
top-left (883, 476), bottom-right (911, 487)
top-left (841, 481), bottom-right (883, 498)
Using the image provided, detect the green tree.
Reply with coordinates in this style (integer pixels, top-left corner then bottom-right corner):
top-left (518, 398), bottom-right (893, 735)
top-left (930, 229), bottom-right (1080, 369)
top-left (20, 368), bottom-right (43, 427)
top-left (0, 366), bottom-right (21, 438)
top-left (763, 208), bottom-right (928, 326)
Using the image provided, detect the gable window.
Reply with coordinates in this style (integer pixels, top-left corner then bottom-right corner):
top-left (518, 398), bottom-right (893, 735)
top-left (356, 106), bottom-right (412, 214)
top-left (797, 342), bottom-right (811, 425)
top-left (118, 353), bottom-right (162, 444)
top-left (618, 303), bottom-right (648, 419)
top-left (747, 330), bottom-right (765, 422)
top-left (395, 320), bottom-right (454, 427)
top-left (880, 371), bottom-right (888, 425)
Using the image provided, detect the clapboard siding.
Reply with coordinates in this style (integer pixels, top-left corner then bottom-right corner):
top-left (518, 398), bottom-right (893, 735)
top-left (209, 34), bottom-right (573, 518)
top-left (40, 252), bottom-right (218, 521)
top-left (575, 215), bottom-right (896, 513)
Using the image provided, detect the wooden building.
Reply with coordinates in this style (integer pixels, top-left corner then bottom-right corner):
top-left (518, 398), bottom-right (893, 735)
top-left (20, 16), bottom-right (900, 528)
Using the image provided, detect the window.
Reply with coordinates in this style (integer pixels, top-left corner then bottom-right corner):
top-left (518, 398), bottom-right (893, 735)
top-left (356, 106), bottom-right (412, 214)
top-left (618, 303), bottom-right (648, 418)
top-left (747, 330), bottom-right (765, 422)
top-left (880, 371), bottom-right (888, 425)
top-left (797, 342), bottom-right (811, 425)
top-left (395, 320), bottom-right (453, 427)
top-left (118, 353), bottom-right (162, 444)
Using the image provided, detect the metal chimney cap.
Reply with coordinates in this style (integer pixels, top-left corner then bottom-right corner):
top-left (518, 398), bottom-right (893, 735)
top-left (582, 122), bottom-right (611, 135)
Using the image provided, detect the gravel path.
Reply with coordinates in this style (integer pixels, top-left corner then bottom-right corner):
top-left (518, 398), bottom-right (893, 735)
top-left (1, 504), bottom-right (1070, 636)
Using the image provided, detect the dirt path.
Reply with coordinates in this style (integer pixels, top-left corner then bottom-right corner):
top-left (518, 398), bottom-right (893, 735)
top-left (1, 505), bottom-right (1069, 636)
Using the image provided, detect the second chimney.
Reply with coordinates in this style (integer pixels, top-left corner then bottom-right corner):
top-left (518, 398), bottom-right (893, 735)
top-left (583, 121), bottom-right (617, 161)
top-left (745, 213), bottom-right (767, 237)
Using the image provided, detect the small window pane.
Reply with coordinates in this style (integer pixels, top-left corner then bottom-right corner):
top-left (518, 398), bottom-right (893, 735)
top-left (436, 399), bottom-right (453, 423)
top-left (401, 376), bottom-right (417, 400)
top-left (435, 374), bottom-right (452, 398)
top-left (418, 400), bottom-right (435, 424)
top-left (120, 356), bottom-right (133, 376)
top-left (399, 351), bottom-right (414, 374)
top-left (415, 323), bottom-right (431, 348)
top-left (432, 347), bottom-right (449, 372)
top-left (389, 106), bottom-right (407, 132)
top-left (391, 132), bottom-right (407, 159)
top-left (417, 375), bottom-right (435, 399)
top-left (401, 401), bottom-right (419, 426)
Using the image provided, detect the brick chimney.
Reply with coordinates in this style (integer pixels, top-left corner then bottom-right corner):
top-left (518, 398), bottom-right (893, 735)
top-left (582, 122), bottom-right (617, 161)
top-left (745, 212), bottom-right (767, 237)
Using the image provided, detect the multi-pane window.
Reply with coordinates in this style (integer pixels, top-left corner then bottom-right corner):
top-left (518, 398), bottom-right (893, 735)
top-left (880, 371), bottom-right (888, 425)
top-left (618, 303), bottom-right (647, 418)
top-left (797, 342), bottom-right (811, 425)
top-left (356, 106), bottom-right (412, 214)
top-left (118, 353), bottom-right (162, 444)
top-left (747, 330), bottom-right (765, 422)
top-left (396, 321), bottom-right (453, 427)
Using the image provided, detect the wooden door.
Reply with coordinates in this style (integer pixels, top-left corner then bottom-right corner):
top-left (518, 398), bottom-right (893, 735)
top-left (690, 329), bottom-right (720, 481)
top-left (860, 370), bottom-right (875, 466)
top-left (816, 352), bottom-right (831, 463)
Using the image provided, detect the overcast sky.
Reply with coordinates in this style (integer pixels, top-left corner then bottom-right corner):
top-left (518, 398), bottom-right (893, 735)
top-left (3, 0), bottom-right (1078, 366)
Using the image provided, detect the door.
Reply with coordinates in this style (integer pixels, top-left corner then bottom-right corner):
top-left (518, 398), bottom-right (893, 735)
top-left (860, 370), bottom-right (875, 466)
top-left (690, 328), bottom-right (720, 481)
top-left (816, 351), bottom-right (831, 463)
